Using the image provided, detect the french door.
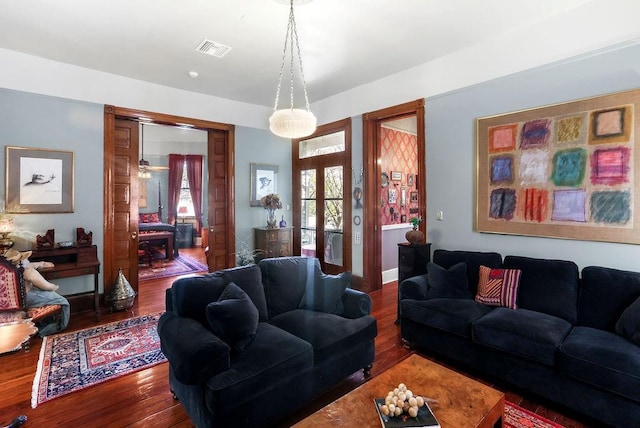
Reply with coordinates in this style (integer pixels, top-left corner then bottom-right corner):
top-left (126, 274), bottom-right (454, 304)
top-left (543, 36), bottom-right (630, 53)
top-left (293, 119), bottom-right (351, 274)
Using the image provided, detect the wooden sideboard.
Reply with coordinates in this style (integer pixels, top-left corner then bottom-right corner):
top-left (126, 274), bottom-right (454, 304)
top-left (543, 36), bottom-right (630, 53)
top-left (254, 227), bottom-right (293, 262)
top-left (28, 245), bottom-right (101, 320)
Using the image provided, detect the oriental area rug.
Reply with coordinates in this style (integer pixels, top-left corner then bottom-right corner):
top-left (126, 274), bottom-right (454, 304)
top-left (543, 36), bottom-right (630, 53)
top-left (505, 401), bottom-right (564, 428)
top-left (31, 313), bottom-right (166, 408)
top-left (138, 254), bottom-right (208, 281)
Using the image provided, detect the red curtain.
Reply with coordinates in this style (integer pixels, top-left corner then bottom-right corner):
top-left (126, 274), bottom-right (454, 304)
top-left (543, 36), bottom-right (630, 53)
top-left (185, 155), bottom-right (203, 232)
top-left (167, 154), bottom-right (184, 225)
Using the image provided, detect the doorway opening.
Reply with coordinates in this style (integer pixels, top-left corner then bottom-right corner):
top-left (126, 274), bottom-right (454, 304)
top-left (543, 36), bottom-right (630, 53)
top-left (103, 106), bottom-right (235, 297)
top-left (362, 99), bottom-right (425, 292)
top-left (136, 123), bottom-right (209, 282)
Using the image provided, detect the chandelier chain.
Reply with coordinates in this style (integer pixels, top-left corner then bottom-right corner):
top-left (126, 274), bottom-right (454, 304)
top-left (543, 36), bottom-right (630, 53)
top-left (272, 0), bottom-right (311, 113)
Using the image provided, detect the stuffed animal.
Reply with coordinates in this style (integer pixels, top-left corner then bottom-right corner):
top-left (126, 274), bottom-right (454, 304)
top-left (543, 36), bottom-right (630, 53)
top-left (4, 249), bottom-right (58, 292)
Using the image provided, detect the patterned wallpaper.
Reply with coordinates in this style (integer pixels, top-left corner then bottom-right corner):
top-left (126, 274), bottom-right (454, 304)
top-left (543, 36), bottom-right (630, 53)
top-left (380, 127), bottom-right (419, 225)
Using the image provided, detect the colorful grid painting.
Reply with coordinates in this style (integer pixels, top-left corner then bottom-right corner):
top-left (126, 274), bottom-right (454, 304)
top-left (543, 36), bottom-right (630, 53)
top-left (477, 88), bottom-right (640, 244)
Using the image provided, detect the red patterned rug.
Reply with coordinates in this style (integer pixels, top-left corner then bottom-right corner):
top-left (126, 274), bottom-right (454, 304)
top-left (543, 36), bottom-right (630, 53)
top-left (31, 313), bottom-right (166, 408)
top-left (138, 254), bottom-right (208, 281)
top-left (505, 401), bottom-right (564, 428)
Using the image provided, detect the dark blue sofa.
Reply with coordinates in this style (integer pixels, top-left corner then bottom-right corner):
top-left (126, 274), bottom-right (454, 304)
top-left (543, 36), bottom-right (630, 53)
top-left (158, 257), bottom-right (377, 427)
top-left (400, 249), bottom-right (640, 428)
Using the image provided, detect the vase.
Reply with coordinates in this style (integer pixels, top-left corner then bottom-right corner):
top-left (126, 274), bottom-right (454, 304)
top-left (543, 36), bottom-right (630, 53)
top-left (266, 208), bottom-right (277, 229)
top-left (405, 228), bottom-right (425, 245)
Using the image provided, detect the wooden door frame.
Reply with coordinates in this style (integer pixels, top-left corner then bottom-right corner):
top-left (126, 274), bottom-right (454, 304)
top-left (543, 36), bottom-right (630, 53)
top-left (292, 118), bottom-right (352, 274)
top-left (103, 105), bottom-right (235, 295)
top-left (362, 99), bottom-right (425, 292)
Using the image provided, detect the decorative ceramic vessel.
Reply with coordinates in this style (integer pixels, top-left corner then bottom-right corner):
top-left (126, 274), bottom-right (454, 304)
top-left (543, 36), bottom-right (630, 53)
top-left (405, 228), bottom-right (425, 245)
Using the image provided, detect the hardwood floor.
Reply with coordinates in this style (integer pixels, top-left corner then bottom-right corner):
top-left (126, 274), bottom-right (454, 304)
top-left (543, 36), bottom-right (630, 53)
top-left (0, 248), bottom-right (599, 427)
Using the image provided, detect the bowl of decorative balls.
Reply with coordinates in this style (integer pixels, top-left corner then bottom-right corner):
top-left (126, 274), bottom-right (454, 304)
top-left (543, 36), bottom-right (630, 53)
top-left (374, 383), bottom-right (440, 428)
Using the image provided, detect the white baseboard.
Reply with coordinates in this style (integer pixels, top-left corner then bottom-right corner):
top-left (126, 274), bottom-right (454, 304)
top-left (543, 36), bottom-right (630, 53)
top-left (382, 268), bottom-right (398, 284)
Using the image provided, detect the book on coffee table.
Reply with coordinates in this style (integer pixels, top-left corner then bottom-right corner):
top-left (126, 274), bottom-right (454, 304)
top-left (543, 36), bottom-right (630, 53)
top-left (374, 398), bottom-right (440, 428)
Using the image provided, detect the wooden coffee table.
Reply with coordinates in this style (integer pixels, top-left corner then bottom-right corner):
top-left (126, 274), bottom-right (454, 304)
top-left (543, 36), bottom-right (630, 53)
top-left (0, 320), bottom-right (38, 354)
top-left (294, 354), bottom-right (504, 427)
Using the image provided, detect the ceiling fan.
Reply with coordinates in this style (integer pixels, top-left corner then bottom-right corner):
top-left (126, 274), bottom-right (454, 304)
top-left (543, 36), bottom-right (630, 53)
top-left (139, 122), bottom-right (169, 178)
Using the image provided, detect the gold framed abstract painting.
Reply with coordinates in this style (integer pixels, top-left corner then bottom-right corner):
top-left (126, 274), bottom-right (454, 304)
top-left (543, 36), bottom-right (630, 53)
top-left (475, 88), bottom-right (640, 244)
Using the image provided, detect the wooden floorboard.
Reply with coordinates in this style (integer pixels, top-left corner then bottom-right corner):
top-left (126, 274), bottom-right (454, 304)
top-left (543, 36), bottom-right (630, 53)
top-left (0, 247), bottom-right (599, 427)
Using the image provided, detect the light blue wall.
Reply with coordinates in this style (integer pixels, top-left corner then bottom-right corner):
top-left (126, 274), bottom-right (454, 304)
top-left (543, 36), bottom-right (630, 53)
top-left (0, 88), bottom-right (104, 293)
top-left (234, 126), bottom-right (292, 258)
top-left (425, 43), bottom-right (640, 271)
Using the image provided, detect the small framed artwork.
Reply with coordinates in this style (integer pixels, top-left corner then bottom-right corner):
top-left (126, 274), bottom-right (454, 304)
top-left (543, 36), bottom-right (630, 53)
top-left (410, 191), bottom-right (419, 203)
top-left (407, 174), bottom-right (414, 187)
top-left (400, 186), bottom-right (407, 207)
top-left (5, 146), bottom-right (74, 213)
top-left (390, 171), bottom-right (403, 181)
top-left (139, 177), bottom-right (147, 208)
top-left (388, 188), bottom-right (398, 204)
top-left (401, 214), bottom-right (407, 223)
top-left (250, 163), bottom-right (278, 207)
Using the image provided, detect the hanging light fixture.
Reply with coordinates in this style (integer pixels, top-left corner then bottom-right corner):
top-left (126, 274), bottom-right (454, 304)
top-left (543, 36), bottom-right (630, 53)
top-left (269, 0), bottom-right (317, 139)
top-left (138, 123), bottom-right (151, 179)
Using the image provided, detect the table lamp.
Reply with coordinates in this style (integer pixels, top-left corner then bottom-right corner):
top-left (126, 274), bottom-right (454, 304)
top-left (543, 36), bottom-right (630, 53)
top-left (0, 214), bottom-right (14, 255)
top-left (178, 206), bottom-right (188, 223)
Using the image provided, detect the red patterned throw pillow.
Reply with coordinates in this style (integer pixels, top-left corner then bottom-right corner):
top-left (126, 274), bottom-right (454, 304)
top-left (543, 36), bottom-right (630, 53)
top-left (139, 213), bottom-right (160, 223)
top-left (476, 265), bottom-right (521, 309)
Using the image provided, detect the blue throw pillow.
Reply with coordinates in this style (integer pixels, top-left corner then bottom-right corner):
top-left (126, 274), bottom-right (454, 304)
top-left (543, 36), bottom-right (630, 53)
top-left (427, 261), bottom-right (472, 299)
top-left (615, 295), bottom-right (640, 346)
top-left (206, 282), bottom-right (259, 352)
top-left (302, 271), bottom-right (351, 314)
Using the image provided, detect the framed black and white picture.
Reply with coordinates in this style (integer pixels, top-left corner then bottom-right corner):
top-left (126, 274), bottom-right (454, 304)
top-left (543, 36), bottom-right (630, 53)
top-left (5, 146), bottom-right (74, 213)
top-left (250, 163), bottom-right (278, 207)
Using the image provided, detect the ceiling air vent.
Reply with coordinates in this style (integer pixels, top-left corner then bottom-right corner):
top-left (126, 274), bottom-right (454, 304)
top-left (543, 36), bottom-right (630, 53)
top-left (195, 39), bottom-right (232, 58)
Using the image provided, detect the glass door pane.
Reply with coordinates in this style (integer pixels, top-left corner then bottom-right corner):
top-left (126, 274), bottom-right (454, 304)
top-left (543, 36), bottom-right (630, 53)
top-left (324, 166), bottom-right (343, 267)
top-left (300, 169), bottom-right (317, 258)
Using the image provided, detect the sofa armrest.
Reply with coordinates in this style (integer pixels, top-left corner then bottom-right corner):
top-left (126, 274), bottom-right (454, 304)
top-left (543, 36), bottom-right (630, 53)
top-left (400, 274), bottom-right (428, 301)
top-left (158, 312), bottom-right (230, 385)
top-left (341, 288), bottom-right (373, 318)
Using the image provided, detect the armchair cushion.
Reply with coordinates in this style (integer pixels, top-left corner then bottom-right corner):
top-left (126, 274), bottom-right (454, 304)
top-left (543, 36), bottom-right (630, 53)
top-left (427, 261), bottom-right (471, 299)
top-left (301, 271), bottom-right (351, 314)
top-left (158, 312), bottom-right (230, 385)
top-left (207, 283), bottom-right (259, 352)
top-left (615, 295), bottom-right (640, 345)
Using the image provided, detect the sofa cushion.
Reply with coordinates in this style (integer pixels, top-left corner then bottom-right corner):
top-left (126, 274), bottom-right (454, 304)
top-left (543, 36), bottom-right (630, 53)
top-left (205, 322), bottom-right (313, 413)
top-left (615, 295), bottom-right (640, 345)
top-left (472, 307), bottom-right (571, 366)
top-left (206, 283), bottom-right (259, 352)
top-left (580, 266), bottom-right (640, 331)
top-left (260, 257), bottom-right (317, 318)
top-left (401, 298), bottom-right (492, 338)
top-left (301, 271), bottom-right (350, 314)
top-left (475, 265), bottom-right (521, 309)
top-left (221, 264), bottom-right (269, 322)
top-left (558, 326), bottom-right (640, 403)
top-left (170, 275), bottom-right (227, 326)
top-left (503, 256), bottom-right (579, 324)
top-left (432, 250), bottom-right (502, 295)
top-left (426, 261), bottom-right (472, 299)
top-left (158, 311), bottom-right (230, 385)
top-left (269, 309), bottom-right (377, 365)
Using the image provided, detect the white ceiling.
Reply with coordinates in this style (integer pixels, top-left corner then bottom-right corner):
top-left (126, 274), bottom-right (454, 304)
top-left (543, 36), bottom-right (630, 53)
top-left (0, 0), bottom-right (599, 109)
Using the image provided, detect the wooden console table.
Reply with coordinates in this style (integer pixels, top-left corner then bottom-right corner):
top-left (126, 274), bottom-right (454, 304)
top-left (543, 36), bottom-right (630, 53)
top-left (139, 231), bottom-right (174, 260)
top-left (29, 245), bottom-right (101, 321)
top-left (254, 227), bottom-right (293, 262)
